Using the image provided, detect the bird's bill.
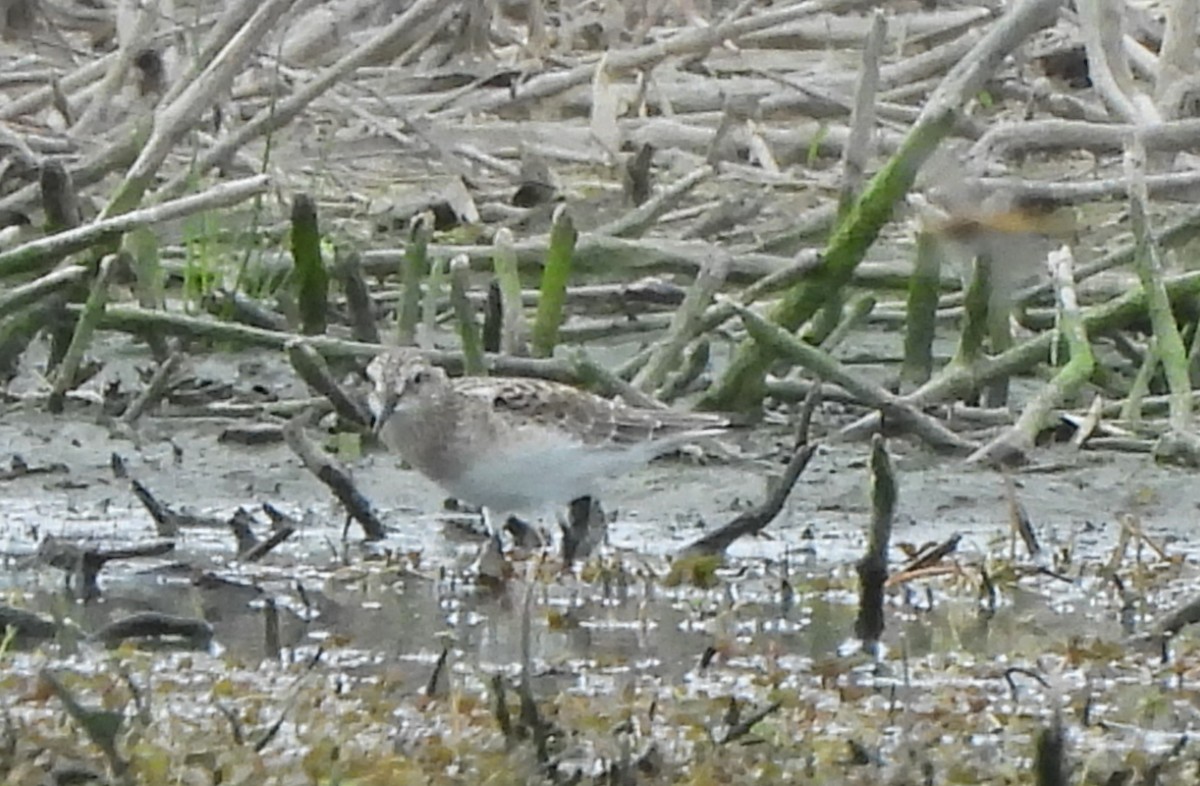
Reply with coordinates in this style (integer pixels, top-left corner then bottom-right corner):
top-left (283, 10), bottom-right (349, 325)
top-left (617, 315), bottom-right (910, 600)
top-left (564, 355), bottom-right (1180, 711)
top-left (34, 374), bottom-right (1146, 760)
top-left (367, 390), bottom-right (394, 438)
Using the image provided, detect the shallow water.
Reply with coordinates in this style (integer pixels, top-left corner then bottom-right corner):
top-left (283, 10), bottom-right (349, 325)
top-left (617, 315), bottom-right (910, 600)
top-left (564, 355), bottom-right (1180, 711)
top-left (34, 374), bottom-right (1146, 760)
top-left (4, 340), bottom-right (1200, 783)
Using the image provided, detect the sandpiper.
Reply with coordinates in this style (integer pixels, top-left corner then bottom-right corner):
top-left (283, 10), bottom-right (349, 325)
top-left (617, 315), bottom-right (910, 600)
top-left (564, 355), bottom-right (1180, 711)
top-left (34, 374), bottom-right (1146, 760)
top-left (365, 349), bottom-right (732, 540)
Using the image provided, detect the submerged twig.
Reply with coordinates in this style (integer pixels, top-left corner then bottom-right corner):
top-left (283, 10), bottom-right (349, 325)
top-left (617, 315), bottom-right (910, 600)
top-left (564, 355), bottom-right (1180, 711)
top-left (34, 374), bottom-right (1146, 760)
top-left (855, 434), bottom-right (895, 651)
top-left (120, 352), bottom-right (182, 426)
top-left (678, 442), bottom-right (817, 558)
top-left (286, 339), bottom-right (371, 429)
top-left (282, 415), bottom-right (386, 541)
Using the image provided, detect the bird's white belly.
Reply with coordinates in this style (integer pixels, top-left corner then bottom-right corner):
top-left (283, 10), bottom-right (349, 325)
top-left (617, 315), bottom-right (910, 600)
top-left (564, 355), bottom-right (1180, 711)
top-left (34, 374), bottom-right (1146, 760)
top-left (445, 439), bottom-right (657, 514)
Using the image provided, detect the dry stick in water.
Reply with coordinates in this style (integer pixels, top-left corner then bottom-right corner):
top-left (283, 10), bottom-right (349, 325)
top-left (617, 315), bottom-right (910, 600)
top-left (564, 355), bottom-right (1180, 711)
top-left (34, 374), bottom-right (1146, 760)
top-left (92, 612), bottom-right (213, 649)
top-left (593, 165), bottom-right (714, 239)
top-left (634, 250), bottom-right (729, 393)
top-left (285, 339), bottom-right (371, 428)
top-left (449, 254), bottom-right (485, 375)
top-left (0, 174), bottom-right (271, 280)
top-left (491, 228), bottom-right (527, 355)
top-left (397, 212), bottom-right (431, 346)
top-left (839, 10), bottom-right (885, 215)
top-left (1033, 715), bottom-right (1070, 786)
top-left (967, 245), bottom-right (1095, 466)
top-left (531, 205), bottom-right (577, 359)
top-left (153, 0), bottom-right (446, 203)
top-left (119, 351), bottom-right (183, 426)
top-left (806, 8), bottom-right (886, 346)
top-left (335, 251), bottom-right (379, 345)
top-left (71, 0), bottom-right (158, 136)
top-left (282, 415), bottom-right (386, 540)
top-left (0, 265), bottom-right (88, 316)
top-left (855, 434), bottom-right (895, 653)
top-left (102, 0), bottom-right (296, 218)
top-left (678, 442), bottom-right (818, 558)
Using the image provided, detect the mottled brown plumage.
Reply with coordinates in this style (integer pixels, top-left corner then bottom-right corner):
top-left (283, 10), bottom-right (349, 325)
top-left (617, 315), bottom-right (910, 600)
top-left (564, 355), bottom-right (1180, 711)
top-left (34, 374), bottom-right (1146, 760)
top-left (366, 350), bottom-right (730, 521)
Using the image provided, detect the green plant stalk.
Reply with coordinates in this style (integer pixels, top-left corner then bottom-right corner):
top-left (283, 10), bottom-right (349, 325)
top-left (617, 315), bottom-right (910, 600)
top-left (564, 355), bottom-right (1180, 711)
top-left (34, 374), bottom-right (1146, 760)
top-left (398, 213), bottom-right (431, 346)
top-left (492, 227), bottom-right (526, 355)
top-left (634, 252), bottom-right (728, 393)
top-left (571, 349), bottom-right (660, 409)
top-left (531, 206), bottom-right (577, 359)
top-left (449, 255), bottom-right (485, 375)
top-left (983, 255), bottom-right (1013, 407)
top-left (732, 300), bottom-right (974, 453)
top-left (1132, 208), bottom-right (1191, 432)
top-left (802, 288), bottom-right (844, 346)
top-left (421, 254), bottom-right (446, 351)
top-left (820, 292), bottom-right (876, 353)
top-left (48, 255), bottom-right (115, 413)
top-left (291, 194), bottom-right (328, 336)
top-left (703, 0), bottom-right (1062, 413)
top-left (968, 249), bottom-right (1094, 463)
top-left (658, 338), bottom-right (710, 403)
top-left (1119, 336), bottom-right (1157, 424)
top-left (128, 226), bottom-right (168, 360)
top-left (900, 230), bottom-right (942, 388)
top-left (837, 269), bottom-right (1200, 443)
top-left (954, 255), bottom-right (991, 368)
top-left (701, 112), bottom-right (956, 412)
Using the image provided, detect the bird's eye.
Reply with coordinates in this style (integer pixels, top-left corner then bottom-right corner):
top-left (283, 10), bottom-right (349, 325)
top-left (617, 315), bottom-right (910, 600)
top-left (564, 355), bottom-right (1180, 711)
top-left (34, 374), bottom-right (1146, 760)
top-left (411, 370), bottom-right (427, 385)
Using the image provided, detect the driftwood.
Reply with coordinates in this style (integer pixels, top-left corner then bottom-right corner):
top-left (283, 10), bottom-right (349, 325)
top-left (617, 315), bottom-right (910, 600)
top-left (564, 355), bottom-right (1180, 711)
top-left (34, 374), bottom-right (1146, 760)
top-left (36, 536), bottom-right (175, 600)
